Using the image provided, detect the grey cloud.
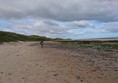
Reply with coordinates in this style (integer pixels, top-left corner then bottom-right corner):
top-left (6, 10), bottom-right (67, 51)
top-left (43, 20), bottom-right (59, 26)
top-left (0, 0), bottom-right (118, 22)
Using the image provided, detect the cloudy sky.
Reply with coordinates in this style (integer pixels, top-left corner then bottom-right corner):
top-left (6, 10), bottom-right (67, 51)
top-left (0, 0), bottom-right (118, 39)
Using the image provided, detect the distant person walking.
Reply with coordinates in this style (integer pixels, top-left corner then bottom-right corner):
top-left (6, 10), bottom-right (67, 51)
top-left (40, 40), bottom-right (44, 48)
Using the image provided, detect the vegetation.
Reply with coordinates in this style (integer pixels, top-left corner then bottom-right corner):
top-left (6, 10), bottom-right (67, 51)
top-left (0, 31), bottom-right (52, 43)
top-left (0, 31), bottom-right (72, 43)
top-left (53, 38), bottom-right (72, 41)
top-left (62, 41), bottom-right (118, 51)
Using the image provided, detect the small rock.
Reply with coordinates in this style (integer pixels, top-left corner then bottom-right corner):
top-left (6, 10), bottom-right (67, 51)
top-left (77, 76), bottom-right (80, 79)
top-left (92, 69), bottom-right (96, 72)
top-left (8, 73), bottom-right (12, 75)
top-left (54, 74), bottom-right (58, 76)
top-left (1, 72), bottom-right (3, 74)
top-left (114, 70), bottom-right (118, 71)
top-left (21, 77), bottom-right (26, 79)
top-left (35, 64), bottom-right (38, 65)
top-left (98, 76), bottom-right (102, 79)
top-left (80, 79), bottom-right (83, 82)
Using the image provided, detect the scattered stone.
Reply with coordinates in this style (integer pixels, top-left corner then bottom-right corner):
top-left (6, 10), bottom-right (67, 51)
top-left (77, 76), bottom-right (80, 79)
top-left (1, 72), bottom-right (3, 74)
top-left (35, 64), bottom-right (38, 65)
top-left (114, 70), bottom-right (118, 71)
top-left (98, 76), bottom-right (102, 79)
top-left (91, 69), bottom-right (96, 72)
top-left (54, 74), bottom-right (58, 76)
top-left (21, 77), bottom-right (26, 79)
top-left (80, 79), bottom-right (83, 82)
top-left (114, 77), bottom-right (118, 79)
top-left (8, 73), bottom-right (12, 75)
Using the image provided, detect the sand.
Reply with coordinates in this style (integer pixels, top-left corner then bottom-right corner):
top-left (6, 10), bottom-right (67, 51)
top-left (0, 41), bottom-right (118, 83)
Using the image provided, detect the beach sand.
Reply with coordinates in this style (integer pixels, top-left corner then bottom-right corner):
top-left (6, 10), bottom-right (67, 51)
top-left (0, 42), bottom-right (118, 83)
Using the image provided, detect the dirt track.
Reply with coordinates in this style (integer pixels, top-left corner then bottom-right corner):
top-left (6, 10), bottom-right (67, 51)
top-left (0, 42), bottom-right (118, 83)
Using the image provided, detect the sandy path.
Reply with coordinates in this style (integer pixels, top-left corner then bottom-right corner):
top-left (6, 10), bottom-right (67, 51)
top-left (0, 42), bottom-right (118, 83)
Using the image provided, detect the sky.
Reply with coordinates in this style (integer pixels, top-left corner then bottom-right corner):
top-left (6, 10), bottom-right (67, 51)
top-left (0, 0), bottom-right (118, 39)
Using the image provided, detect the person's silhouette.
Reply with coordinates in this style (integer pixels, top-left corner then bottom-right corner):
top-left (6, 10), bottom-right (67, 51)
top-left (40, 40), bottom-right (44, 48)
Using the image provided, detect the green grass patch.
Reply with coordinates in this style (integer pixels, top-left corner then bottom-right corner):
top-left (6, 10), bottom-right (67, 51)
top-left (62, 42), bottom-right (118, 51)
top-left (62, 42), bottom-right (78, 47)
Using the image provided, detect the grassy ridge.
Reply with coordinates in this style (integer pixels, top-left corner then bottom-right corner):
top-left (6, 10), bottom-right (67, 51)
top-left (0, 31), bottom-right (51, 42)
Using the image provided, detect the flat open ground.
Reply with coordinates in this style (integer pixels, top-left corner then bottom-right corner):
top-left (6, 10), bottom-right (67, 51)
top-left (0, 42), bottom-right (118, 83)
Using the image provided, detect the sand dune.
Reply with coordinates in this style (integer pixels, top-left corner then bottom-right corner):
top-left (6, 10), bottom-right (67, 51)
top-left (0, 42), bottom-right (118, 83)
